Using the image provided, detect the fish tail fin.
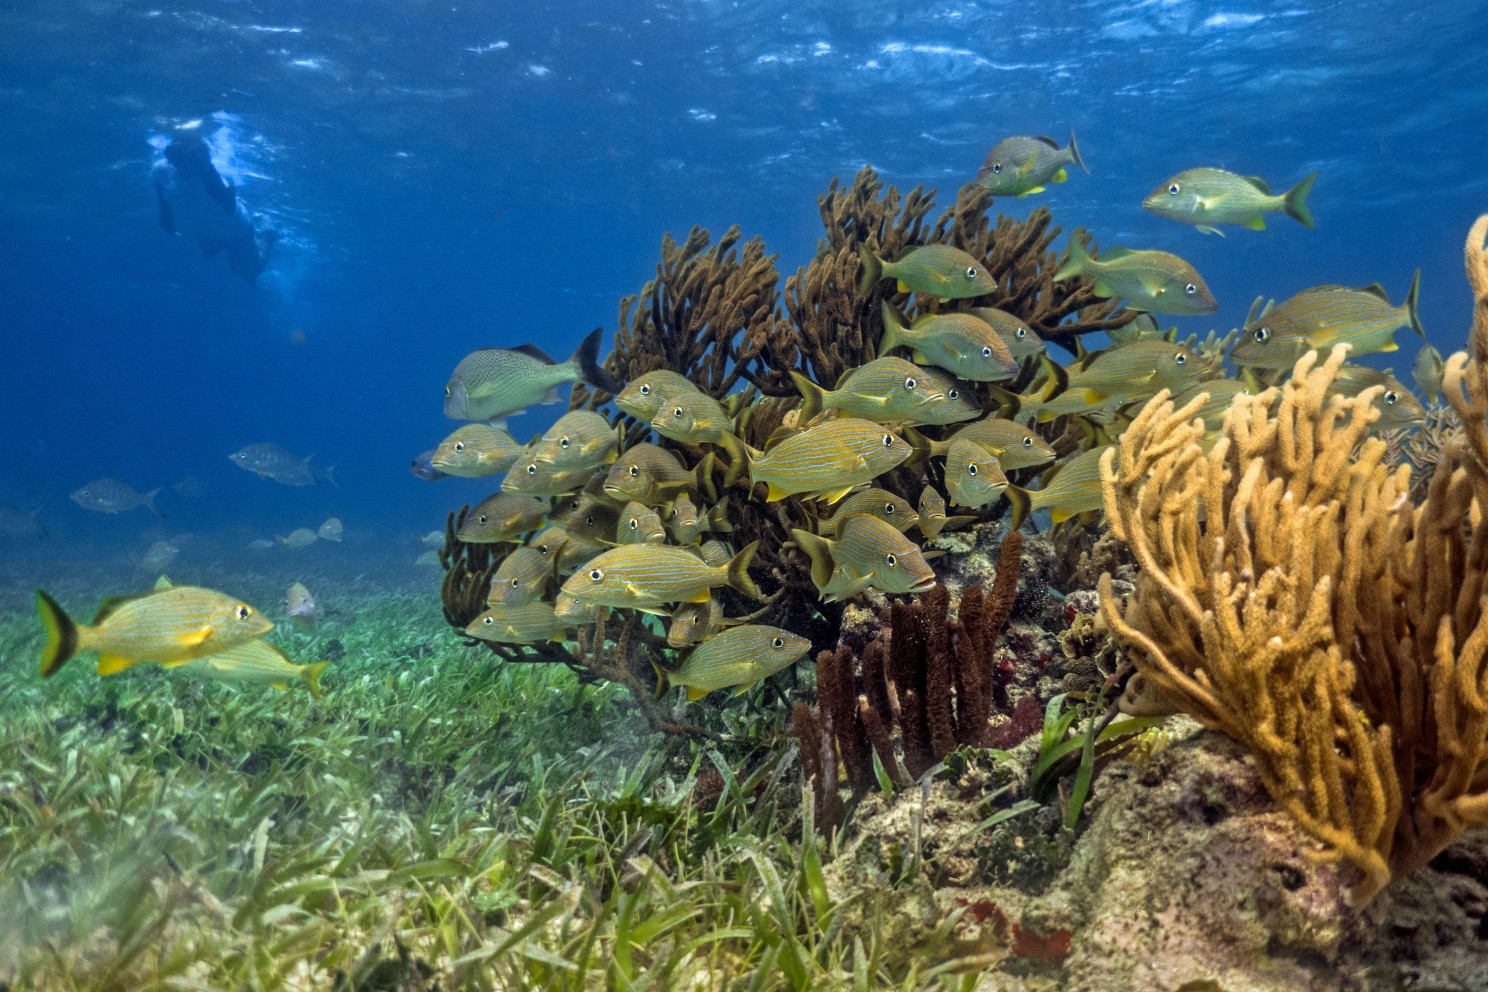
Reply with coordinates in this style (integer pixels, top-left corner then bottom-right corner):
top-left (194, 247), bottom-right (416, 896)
top-left (857, 244), bottom-right (883, 295)
top-left (36, 590), bottom-right (81, 678)
top-left (1067, 130), bottom-right (1088, 175)
top-left (705, 496), bottom-right (734, 534)
top-left (302, 661), bottom-right (329, 699)
top-left (650, 658), bottom-right (670, 698)
top-left (1283, 172), bottom-right (1317, 229)
top-left (321, 465), bottom-right (339, 488)
top-left (716, 432), bottom-right (749, 487)
top-left (790, 371), bottom-right (825, 423)
top-left (571, 326), bottom-right (622, 395)
top-left (1405, 268), bottom-right (1424, 337)
top-left (1006, 486), bottom-right (1031, 532)
top-left (726, 540), bottom-right (762, 600)
top-left (145, 488), bottom-right (165, 519)
top-left (901, 425), bottom-right (932, 468)
top-left (790, 528), bottom-right (834, 594)
top-left (1054, 236), bottom-right (1089, 282)
top-left (879, 302), bottom-right (907, 355)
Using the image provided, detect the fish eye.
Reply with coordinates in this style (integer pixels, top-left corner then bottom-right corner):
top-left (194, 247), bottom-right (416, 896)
top-left (628, 465), bottom-right (639, 477)
top-left (1384, 390), bottom-right (1400, 405)
top-left (236, 606), bottom-right (250, 620)
top-left (1015, 327), bottom-right (1027, 339)
top-left (639, 384), bottom-right (651, 395)
top-left (1184, 283), bottom-right (1197, 295)
top-left (982, 346), bottom-right (993, 358)
top-left (526, 464), bottom-right (537, 475)
top-left (510, 577), bottom-right (520, 587)
top-left (629, 517), bottom-right (639, 530)
top-left (537, 545), bottom-right (551, 556)
top-left (672, 406), bottom-right (683, 417)
top-left (453, 441), bottom-right (465, 452)
top-left (1168, 183), bottom-right (1180, 195)
top-left (904, 377), bottom-right (916, 390)
top-left (585, 514), bottom-right (595, 525)
top-left (992, 162), bottom-right (1002, 174)
top-left (588, 568), bottom-right (604, 581)
top-left (885, 553), bottom-right (898, 567)
top-left (560, 436), bottom-right (571, 448)
top-left (1254, 327), bottom-right (1270, 343)
top-left (478, 514), bottom-right (489, 524)
top-left (1022, 437), bottom-right (1033, 448)
top-left (483, 616), bottom-right (494, 626)
top-left (884, 502), bottom-right (896, 514)
top-left (948, 389), bottom-right (959, 399)
top-left (1175, 354), bottom-right (1187, 365)
top-left (444, 386), bottom-right (451, 398)
top-left (968, 463), bottom-right (979, 477)
top-left (964, 266), bottom-right (979, 281)
top-left (881, 434), bottom-right (894, 447)
top-left (772, 636), bottom-right (784, 649)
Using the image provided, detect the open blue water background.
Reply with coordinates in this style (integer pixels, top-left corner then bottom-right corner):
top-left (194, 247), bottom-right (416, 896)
top-left (1, 0), bottom-right (1485, 574)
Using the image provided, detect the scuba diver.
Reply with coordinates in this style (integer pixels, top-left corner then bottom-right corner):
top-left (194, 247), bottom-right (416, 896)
top-left (152, 123), bottom-right (278, 285)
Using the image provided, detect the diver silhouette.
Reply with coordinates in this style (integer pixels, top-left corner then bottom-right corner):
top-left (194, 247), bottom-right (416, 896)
top-left (152, 125), bottom-right (278, 285)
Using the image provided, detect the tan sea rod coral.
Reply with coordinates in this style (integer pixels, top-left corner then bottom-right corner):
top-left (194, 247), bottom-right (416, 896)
top-left (1097, 215), bottom-right (1488, 906)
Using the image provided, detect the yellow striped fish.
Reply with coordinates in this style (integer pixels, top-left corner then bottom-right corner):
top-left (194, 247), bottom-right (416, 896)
top-left (930, 418), bottom-right (1057, 471)
top-left (667, 597), bottom-right (725, 648)
top-left (1007, 446), bottom-right (1112, 529)
top-left (916, 485), bottom-right (975, 539)
top-left (500, 452), bottom-right (602, 497)
top-left (1163, 379), bottom-right (1256, 434)
top-left (965, 307), bottom-right (1045, 361)
top-left (749, 419), bottom-right (914, 503)
top-left (656, 624), bottom-right (811, 701)
top-left (1327, 365), bottom-right (1426, 429)
top-left (457, 493), bottom-right (551, 543)
top-left (467, 602), bottom-right (572, 644)
top-left (792, 516), bottom-right (936, 602)
top-left (615, 501), bottom-right (668, 545)
top-left (178, 641), bottom-right (329, 698)
top-left (858, 244), bottom-right (998, 300)
top-left (615, 369), bottom-right (699, 421)
top-left (550, 493), bottom-right (624, 542)
top-left (817, 487), bottom-right (917, 537)
top-left (559, 541), bottom-right (761, 610)
top-left (1054, 240), bottom-right (1217, 316)
top-left (881, 305), bottom-right (1018, 381)
top-left (945, 439), bottom-right (1010, 509)
top-left (663, 493), bottom-right (732, 545)
top-left (36, 586), bottom-right (273, 678)
top-left (603, 443), bottom-right (699, 505)
top-left (433, 423), bottom-right (524, 477)
top-left (1231, 273), bottom-right (1423, 369)
top-left (530, 411), bottom-right (621, 470)
top-left (554, 592), bottom-right (605, 625)
top-left (697, 540), bottom-right (733, 567)
top-left (790, 358), bottom-right (979, 427)
top-left (487, 547), bottom-right (556, 606)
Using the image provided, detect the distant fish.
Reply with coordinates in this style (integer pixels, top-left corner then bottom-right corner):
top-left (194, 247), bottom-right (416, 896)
top-left (858, 244), bottom-right (998, 301)
top-left (1231, 273), bottom-right (1423, 369)
top-left (1055, 240), bottom-right (1217, 316)
top-left (172, 476), bottom-right (207, 499)
top-left (655, 624), bottom-right (810, 701)
top-left (317, 517), bottom-right (343, 542)
top-left (276, 528), bottom-right (319, 549)
top-left (137, 539), bottom-right (180, 573)
top-left (246, 538), bottom-right (276, 551)
top-left (0, 500), bottom-right (45, 540)
top-left (35, 585), bottom-right (272, 678)
top-left (1413, 342), bottom-right (1445, 405)
top-left (71, 479), bottom-right (162, 516)
top-left (415, 549), bottom-right (442, 568)
top-left (410, 449), bottom-right (448, 481)
top-left (443, 326), bottom-right (621, 426)
top-left (974, 132), bottom-right (1087, 198)
top-left (230, 443), bottom-right (332, 487)
top-left (286, 581), bottom-right (317, 627)
top-left (1143, 168), bottom-right (1316, 236)
top-left (420, 529), bottom-right (446, 549)
top-left (179, 641), bottom-right (328, 698)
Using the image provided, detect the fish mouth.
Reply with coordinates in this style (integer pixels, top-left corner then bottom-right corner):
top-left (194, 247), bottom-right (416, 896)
top-left (908, 575), bottom-right (938, 594)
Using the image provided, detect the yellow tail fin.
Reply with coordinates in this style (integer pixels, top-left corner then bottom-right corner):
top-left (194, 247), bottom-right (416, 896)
top-left (36, 590), bottom-right (80, 678)
top-left (302, 661), bottom-right (330, 700)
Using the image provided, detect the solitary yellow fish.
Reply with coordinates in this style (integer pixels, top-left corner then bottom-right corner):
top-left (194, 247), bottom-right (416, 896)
top-left (36, 586), bottom-right (273, 678)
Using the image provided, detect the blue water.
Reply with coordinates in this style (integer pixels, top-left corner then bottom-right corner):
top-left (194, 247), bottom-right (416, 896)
top-left (1, 0), bottom-right (1485, 561)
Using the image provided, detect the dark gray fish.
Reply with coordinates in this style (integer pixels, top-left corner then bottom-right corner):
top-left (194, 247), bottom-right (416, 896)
top-left (229, 443), bottom-right (332, 487)
top-left (71, 479), bottom-right (162, 516)
top-left (411, 449), bottom-right (447, 481)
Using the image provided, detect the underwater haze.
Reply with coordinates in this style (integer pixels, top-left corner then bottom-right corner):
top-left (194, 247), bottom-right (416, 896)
top-left (0, 0), bottom-right (1484, 555)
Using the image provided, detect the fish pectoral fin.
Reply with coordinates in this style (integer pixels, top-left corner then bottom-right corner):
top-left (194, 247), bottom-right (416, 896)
top-left (270, 682), bottom-right (291, 691)
top-left (819, 486), bottom-right (856, 505)
top-left (177, 627), bottom-right (214, 648)
top-left (763, 482), bottom-right (792, 502)
top-left (685, 686), bottom-right (710, 701)
top-left (96, 655), bottom-right (134, 676)
top-left (1017, 187), bottom-right (1046, 197)
top-left (159, 657), bottom-right (200, 669)
top-left (1197, 225), bottom-right (1224, 237)
top-left (730, 683), bottom-right (754, 697)
top-left (1243, 217), bottom-right (1266, 230)
top-left (1051, 168), bottom-right (1068, 183)
top-left (896, 280), bottom-right (911, 294)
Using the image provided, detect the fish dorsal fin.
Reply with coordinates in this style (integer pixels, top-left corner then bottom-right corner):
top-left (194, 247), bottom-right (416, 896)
top-left (762, 426), bottom-right (798, 452)
top-left (1359, 283), bottom-right (1390, 300)
top-left (511, 344), bottom-right (557, 364)
top-left (1100, 246), bottom-right (1133, 260)
top-left (93, 593), bottom-right (147, 625)
top-left (154, 575), bottom-right (174, 590)
top-left (1244, 175), bottom-right (1272, 194)
top-left (1033, 135), bottom-right (1059, 148)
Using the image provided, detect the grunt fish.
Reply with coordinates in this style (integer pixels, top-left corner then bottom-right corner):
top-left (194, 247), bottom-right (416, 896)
top-left (466, 602), bottom-right (572, 645)
top-left (1327, 366), bottom-right (1427, 429)
top-left (1007, 446), bottom-right (1112, 528)
top-left (663, 492), bottom-right (732, 545)
top-left (486, 547), bottom-right (556, 606)
top-left (229, 443), bottom-right (330, 487)
top-left (1413, 342), bottom-right (1445, 405)
top-left (916, 485), bottom-right (975, 540)
top-left (286, 581), bottom-right (317, 628)
top-left (36, 585), bottom-right (272, 678)
top-left (655, 624), bottom-right (811, 701)
top-left (1143, 168), bottom-right (1317, 235)
top-left (858, 244), bottom-right (997, 301)
top-left (817, 488), bottom-right (917, 537)
top-left (137, 539), bottom-right (180, 573)
top-left (615, 501), bottom-right (668, 545)
top-left (614, 369), bottom-right (699, 422)
top-left (965, 307), bottom-right (1045, 361)
top-left (881, 305), bottom-right (1018, 381)
top-left (457, 492), bottom-right (551, 543)
top-left (1054, 239), bottom-right (1217, 316)
top-left (432, 424), bottom-right (523, 477)
top-left (559, 541), bottom-right (760, 610)
top-left (317, 517), bottom-right (343, 542)
top-left (603, 443), bottom-right (699, 505)
top-left (974, 132), bottom-right (1087, 198)
top-left (71, 479), bottom-right (161, 516)
top-left (1230, 273), bottom-right (1424, 369)
top-left (944, 439), bottom-right (1010, 509)
top-left (791, 359), bottom-right (979, 426)
top-left (443, 327), bottom-right (620, 427)
top-left (667, 598), bottom-right (725, 649)
top-left (930, 418), bottom-right (1057, 472)
top-left (531, 411), bottom-right (621, 471)
top-left (180, 640), bottom-right (328, 698)
top-left (748, 418), bottom-right (914, 503)
top-left (411, 449), bottom-right (448, 481)
top-left (276, 528), bottom-right (319, 549)
top-left (500, 453), bottom-right (602, 498)
top-left (792, 515), bottom-right (936, 602)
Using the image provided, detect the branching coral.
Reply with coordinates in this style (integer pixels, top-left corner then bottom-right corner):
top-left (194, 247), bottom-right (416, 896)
top-left (1096, 213), bottom-right (1488, 907)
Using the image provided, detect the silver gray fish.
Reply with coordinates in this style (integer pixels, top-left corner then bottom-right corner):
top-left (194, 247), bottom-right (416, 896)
top-left (71, 479), bottom-right (162, 516)
top-left (410, 449), bottom-right (447, 481)
top-left (229, 443), bottom-right (332, 487)
top-left (137, 539), bottom-right (180, 573)
top-left (286, 581), bottom-right (317, 628)
top-left (0, 500), bottom-right (45, 539)
top-left (443, 327), bottom-right (621, 426)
